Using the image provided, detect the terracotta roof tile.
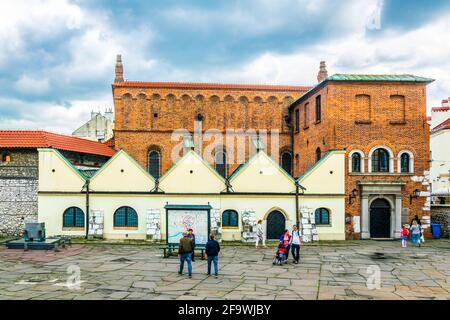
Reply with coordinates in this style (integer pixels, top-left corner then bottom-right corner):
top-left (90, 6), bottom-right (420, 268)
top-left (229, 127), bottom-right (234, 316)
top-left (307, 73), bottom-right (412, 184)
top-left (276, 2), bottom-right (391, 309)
top-left (0, 130), bottom-right (116, 157)
top-left (432, 106), bottom-right (450, 112)
top-left (113, 81), bottom-right (311, 92)
top-left (431, 118), bottom-right (450, 133)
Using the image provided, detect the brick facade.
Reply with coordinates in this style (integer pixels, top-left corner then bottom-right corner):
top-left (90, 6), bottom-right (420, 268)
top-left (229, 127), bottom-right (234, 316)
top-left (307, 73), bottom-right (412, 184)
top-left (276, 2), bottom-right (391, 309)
top-left (291, 81), bottom-right (431, 239)
top-left (113, 85), bottom-right (309, 175)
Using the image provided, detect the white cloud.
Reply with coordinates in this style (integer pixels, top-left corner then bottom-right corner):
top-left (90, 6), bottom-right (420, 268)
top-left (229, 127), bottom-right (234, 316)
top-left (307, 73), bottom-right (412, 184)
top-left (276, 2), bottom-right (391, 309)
top-left (14, 75), bottom-right (50, 95)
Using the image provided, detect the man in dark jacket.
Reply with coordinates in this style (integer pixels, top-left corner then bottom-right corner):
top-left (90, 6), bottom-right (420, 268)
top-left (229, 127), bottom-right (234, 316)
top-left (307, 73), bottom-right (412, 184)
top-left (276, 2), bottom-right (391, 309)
top-left (187, 228), bottom-right (196, 262)
top-left (178, 232), bottom-right (194, 278)
top-left (205, 234), bottom-right (220, 278)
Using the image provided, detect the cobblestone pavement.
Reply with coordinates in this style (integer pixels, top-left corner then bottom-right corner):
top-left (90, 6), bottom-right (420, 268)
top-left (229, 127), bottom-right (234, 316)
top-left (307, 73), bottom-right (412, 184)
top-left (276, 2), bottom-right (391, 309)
top-left (0, 240), bottom-right (450, 300)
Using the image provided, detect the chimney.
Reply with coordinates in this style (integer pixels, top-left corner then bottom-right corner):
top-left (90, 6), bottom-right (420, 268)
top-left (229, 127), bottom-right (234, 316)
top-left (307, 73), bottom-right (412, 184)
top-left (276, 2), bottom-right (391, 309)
top-left (114, 54), bottom-right (124, 83)
top-left (317, 61), bottom-right (328, 83)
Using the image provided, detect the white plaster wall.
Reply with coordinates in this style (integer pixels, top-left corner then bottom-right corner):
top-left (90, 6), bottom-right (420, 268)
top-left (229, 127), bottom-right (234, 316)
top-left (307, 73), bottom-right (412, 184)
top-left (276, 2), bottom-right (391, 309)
top-left (430, 130), bottom-right (450, 193)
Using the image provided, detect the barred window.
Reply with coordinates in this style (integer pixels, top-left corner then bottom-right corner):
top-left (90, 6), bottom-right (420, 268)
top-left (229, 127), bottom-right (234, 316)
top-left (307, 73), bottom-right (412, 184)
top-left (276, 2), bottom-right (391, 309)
top-left (281, 151), bottom-right (293, 176)
top-left (215, 151), bottom-right (227, 178)
top-left (148, 150), bottom-right (161, 179)
top-left (114, 206), bottom-right (138, 228)
top-left (352, 153), bottom-right (361, 172)
top-left (372, 148), bottom-right (389, 172)
top-left (401, 153), bottom-right (410, 173)
top-left (63, 207), bottom-right (85, 228)
top-left (315, 95), bottom-right (321, 122)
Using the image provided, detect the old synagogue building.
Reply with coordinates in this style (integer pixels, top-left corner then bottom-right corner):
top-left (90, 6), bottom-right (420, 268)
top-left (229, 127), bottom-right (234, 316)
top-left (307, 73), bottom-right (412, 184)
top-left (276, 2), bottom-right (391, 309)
top-left (108, 55), bottom-right (434, 241)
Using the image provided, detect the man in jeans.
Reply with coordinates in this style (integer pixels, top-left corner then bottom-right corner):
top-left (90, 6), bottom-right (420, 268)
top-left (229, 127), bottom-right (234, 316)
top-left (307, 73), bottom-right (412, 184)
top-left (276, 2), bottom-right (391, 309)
top-left (178, 232), bottom-right (194, 278)
top-left (205, 234), bottom-right (220, 278)
top-left (291, 225), bottom-right (302, 264)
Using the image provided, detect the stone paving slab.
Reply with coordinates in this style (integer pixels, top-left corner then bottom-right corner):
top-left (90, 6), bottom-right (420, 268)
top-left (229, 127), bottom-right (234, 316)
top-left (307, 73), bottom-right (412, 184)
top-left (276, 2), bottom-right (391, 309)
top-left (0, 240), bottom-right (450, 300)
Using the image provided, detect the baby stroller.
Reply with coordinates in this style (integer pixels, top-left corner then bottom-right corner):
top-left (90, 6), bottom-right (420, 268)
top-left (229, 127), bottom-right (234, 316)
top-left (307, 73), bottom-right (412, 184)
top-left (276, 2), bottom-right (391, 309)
top-left (272, 242), bottom-right (287, 265)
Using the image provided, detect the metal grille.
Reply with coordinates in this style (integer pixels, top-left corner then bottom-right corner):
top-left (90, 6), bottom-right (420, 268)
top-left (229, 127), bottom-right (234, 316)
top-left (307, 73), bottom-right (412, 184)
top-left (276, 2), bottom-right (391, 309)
top-left (114, 206), bottom-right (138, 227)
top-left (63, 207), bottom-right (84, 227)
top-left (148, 150), bottom-right (161, 179)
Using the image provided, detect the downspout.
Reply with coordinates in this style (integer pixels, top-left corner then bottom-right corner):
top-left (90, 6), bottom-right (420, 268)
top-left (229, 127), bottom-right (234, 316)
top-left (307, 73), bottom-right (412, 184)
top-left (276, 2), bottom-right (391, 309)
top-left (285, 109), bottom-right (297, 225)
top-left (84, 180), bottom-right (90, 239)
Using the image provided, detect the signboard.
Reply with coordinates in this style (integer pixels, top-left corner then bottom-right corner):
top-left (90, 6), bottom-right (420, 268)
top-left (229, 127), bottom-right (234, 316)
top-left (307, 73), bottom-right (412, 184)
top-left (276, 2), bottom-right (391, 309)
top-left (165, 205), bottom-right (211, 245)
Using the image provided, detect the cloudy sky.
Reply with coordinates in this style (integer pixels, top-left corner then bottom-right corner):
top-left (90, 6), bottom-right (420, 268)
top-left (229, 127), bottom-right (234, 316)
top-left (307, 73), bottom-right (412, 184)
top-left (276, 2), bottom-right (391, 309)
top-left (0, 0), bottom-right (449, 134)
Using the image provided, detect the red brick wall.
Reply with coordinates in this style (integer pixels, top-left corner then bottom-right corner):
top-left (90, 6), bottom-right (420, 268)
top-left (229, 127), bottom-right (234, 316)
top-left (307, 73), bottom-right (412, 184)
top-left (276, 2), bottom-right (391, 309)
top-left (113, 86), bottom-right (307, 174)
top-left (292, 81), bottom-right (431, 239)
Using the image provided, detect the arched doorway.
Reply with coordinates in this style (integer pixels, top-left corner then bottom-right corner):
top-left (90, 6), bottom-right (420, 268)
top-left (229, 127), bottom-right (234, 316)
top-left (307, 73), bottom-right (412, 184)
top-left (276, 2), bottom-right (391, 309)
top-left (370, 198), bottom-right (391, 238)
top-left (266, 210), bottom-right (285, 240)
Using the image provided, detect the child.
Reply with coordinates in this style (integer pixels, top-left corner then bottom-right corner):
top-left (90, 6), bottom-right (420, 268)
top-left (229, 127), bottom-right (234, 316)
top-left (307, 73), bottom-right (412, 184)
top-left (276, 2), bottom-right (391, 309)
top-left (273, 242), bottom-right (286, 265)
top-left (400, 225), bottom-right (409, 248)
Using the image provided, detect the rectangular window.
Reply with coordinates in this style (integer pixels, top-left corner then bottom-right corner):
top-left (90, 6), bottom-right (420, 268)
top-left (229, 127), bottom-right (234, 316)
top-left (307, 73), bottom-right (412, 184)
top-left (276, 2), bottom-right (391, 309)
top-left (315, 95), bottom-right (321, 122)
top-left (295, 109), bottom-right (300, 132)
top-left (304, 103), bottom-right (309, 128)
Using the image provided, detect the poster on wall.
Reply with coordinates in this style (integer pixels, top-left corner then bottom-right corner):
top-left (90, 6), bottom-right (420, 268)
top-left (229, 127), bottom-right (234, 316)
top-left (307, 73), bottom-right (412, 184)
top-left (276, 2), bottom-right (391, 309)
top-left (166, 205), bottom-right (211, 245)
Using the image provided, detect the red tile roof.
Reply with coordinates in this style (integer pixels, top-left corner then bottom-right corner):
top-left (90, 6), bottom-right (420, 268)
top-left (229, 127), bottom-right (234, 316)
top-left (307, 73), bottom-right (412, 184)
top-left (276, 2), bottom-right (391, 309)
top-left (432, 106), bottom-right (450, 112)
top-left (431, 118), bottom-right (450, 133)
top-left (113, 81), bottom-right (312, 92)
top-left (0, 131), bottom-right (116, 157)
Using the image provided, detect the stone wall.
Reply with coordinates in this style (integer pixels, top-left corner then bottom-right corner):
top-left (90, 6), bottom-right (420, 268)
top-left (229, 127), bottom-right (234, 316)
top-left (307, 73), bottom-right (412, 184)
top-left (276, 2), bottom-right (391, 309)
top-left (431, 205), bottom-right (450, 238)
top-left (0, 149), bottom-right (39, 236)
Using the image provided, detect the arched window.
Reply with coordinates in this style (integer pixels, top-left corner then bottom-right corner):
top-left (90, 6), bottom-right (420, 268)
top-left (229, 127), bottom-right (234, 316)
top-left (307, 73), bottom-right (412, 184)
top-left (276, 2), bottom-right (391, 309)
top-left (114, 206), bottom-right (138, 228)
top-left (63, 207), bottom-right (85, 228)
top-left (148, 150), bottom-right (161, 179)
top-left (372, 148), bottom-right (390, 172)
top-left (215, 151), bottom-right (227, 178)
top-left (222, 210), bottom-right (239, 227)
top-left (352, 153), bottom-right (361, 173)
top-left (2, 152), bottom-right (12, 162)
top-left (316, 148), bottom-right (321, 162)
top-left (281, 151), bottom-right (293, 176)
top-left (315, 208), bottom-right (330, 225)
top-left (400, 153), bottom-right (410, 173)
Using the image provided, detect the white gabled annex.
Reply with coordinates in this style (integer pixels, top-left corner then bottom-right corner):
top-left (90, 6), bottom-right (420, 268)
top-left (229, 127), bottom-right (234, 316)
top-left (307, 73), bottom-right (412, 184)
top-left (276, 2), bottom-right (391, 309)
top-left (38, 148), bottom-right (86, 192)
top-left (297, 150), bottom-right (346, 195)
top-left (229, 151), bottom-right (296, 193)
top-left (89, 149), bottom-right (155, 192)
top-left (158, 150), bottom-right (226, 194)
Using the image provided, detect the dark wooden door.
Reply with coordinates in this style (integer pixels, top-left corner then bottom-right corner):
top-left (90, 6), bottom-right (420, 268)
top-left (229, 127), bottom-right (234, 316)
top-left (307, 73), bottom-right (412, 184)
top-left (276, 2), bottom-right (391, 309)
top-left (370, 199), bottom-right (391, 238)
top-left (267, 211), bottom-right (285, 240)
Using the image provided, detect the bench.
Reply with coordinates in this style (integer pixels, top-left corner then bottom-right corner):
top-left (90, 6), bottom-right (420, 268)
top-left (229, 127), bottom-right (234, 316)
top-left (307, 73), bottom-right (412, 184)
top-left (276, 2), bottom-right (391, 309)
top-left (161, 244), bottom-right (206, 260)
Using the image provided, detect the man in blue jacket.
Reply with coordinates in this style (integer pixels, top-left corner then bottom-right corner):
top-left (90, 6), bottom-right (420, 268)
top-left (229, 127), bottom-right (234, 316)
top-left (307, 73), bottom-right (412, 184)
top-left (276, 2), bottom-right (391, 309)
top-left (205, 234), bottom-right (220, 278)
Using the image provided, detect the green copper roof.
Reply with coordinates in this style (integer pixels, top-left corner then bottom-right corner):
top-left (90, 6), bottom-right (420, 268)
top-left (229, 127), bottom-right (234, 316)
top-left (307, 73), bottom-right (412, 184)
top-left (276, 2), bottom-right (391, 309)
top-left (326, 74), bottom-right (434, 83)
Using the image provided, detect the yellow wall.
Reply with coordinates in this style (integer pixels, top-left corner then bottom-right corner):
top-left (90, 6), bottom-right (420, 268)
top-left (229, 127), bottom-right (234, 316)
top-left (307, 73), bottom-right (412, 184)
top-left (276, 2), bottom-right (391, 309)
top-left (89, 150), bottom-right (155, 192)
top-left (37, 149), bottom-right (346, 241)
top-left (38, 149), bottom-right (85, 192)
top-left (230, 151), bottom-right (295, 193)
top-left (159, 150), bottom-right (226, 194)
top-left (298, 151), bottom-right (346, 194)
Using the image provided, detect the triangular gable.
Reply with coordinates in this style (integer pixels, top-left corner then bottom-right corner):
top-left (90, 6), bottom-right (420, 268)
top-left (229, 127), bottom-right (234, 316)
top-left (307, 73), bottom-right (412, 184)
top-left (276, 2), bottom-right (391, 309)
top-left (89, 149), bottom-right (155, 192)
top-left (297, 150), bottom-right (345, 194)
top-left (159, 150), bottom-right (226, 193)
top-left (229, 151), bottom-right (295, 193)
top-left (38, 148), bottom-right (86, 192)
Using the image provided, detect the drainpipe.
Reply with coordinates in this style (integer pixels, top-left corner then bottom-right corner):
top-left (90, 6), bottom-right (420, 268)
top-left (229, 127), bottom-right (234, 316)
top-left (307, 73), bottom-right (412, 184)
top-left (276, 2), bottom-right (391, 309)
top-left (84, 181), bottom-right (90, 239)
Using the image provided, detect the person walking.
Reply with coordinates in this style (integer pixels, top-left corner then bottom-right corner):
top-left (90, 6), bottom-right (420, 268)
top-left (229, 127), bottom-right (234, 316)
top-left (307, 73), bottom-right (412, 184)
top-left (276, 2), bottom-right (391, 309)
top-left (255, 220), bottom-right (266, 248)
top-left (291, 225), bottom-right (302, 264)
top-left (410, 220), bottom-right (422, 247)
top-left (280, 229), bottom-right (292, 263)
top-left (400, 225), bottom-right (410, 248)
top-left (178, 232), bottom-right (194, 278)
top-left (187, 228), bottom-right (196, 262)
top-left (205, 234), bottom-right (220, 278)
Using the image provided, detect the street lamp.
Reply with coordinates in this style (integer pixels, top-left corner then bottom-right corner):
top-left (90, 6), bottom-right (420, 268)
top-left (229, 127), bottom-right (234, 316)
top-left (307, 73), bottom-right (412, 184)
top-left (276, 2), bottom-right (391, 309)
top-left (410, 189), bottom-right (421, 204)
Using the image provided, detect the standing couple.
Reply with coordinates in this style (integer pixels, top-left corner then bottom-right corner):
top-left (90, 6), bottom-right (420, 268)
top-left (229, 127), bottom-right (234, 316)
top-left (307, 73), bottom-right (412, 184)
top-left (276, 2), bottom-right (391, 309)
top-left (178, 229), bottom-right (221, 279)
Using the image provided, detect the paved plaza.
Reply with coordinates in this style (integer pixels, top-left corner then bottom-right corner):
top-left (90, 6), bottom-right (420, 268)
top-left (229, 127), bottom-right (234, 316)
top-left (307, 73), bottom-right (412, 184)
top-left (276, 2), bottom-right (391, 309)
top-left (0, 240), bottom-right (450, 300)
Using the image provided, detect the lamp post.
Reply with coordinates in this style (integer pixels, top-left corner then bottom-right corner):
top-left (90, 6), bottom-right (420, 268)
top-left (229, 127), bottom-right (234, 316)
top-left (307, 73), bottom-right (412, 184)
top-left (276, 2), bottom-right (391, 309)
top-left (410, 189), bottom-right (421, 205)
